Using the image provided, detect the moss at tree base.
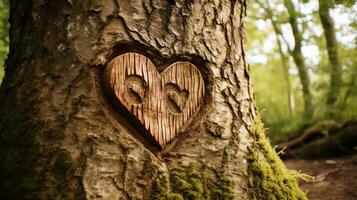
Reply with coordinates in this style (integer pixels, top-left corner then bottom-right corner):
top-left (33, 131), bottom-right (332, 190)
top-left (150, 116), bottom-right (309, 200)
top-left (247, 116), bottom-right (310, 200)
top-left (150, 164), bottom-right (235, 200)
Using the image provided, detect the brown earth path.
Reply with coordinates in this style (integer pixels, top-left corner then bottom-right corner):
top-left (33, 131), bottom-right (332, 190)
top-left (285, 154), bottom-right (357, 200)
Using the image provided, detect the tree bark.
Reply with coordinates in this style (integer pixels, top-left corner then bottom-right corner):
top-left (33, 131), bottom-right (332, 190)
top-left (284, 0), bottom-right (314, 119)
top-left (0, 0), bottom-right (306, 199)
top-left (318, 0), bottom-right (342, 118)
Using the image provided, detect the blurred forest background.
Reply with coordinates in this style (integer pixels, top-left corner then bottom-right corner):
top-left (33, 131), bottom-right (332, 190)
top-left (247, 0), bottom-right (357, 144)
top-left (245, 2), bottom-right (357, 196)
top-left (0, 0), bottom-right (356, 148)
top-left (0, 0), bottom-right (8, 83)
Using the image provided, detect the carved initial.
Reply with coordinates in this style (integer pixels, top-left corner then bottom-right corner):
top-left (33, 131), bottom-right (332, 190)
top-left (104, 52), bottom-right (205, 148)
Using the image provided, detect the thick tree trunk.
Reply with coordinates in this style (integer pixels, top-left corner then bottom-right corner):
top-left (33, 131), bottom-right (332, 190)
top-left (0, 0), bottom-right (306, 199)
top-left (318, 0), bottom-right (342, 118)
top-left (284, 0), bottom-right (314, 119)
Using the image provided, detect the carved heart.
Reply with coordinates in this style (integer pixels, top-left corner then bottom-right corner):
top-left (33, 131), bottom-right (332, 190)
top-left (104, 52), bottom-right (205, 148)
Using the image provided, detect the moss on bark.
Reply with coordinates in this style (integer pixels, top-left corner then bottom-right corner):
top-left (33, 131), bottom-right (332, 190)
top-left (150, 116), bottom-right (310, 200)
top-left (150, 163), bottom-right (234, 200)
top-left (150, 173), bottom-right (184, 200)
top-left (247, 116), bottom-right (309, 200)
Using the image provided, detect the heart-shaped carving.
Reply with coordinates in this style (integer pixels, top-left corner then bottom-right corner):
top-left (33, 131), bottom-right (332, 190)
top-left (103, 52), bottom-right (205, 148)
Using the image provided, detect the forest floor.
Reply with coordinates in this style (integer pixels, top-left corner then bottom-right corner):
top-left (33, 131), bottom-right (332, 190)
top-left (285, 154), bottom-right (357, 200)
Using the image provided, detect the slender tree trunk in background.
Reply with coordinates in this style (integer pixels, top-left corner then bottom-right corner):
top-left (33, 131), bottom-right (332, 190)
top-left (341, 70), bottom-right (356, 112)
top-left (0, 0), bottom-right (306, 199)
top-left (274, 27), bottom-right (295, 118)
top-left (284, 0), bottom-right (314, 119)
top-left (256, 0), bottom-right (295, 118)
top-left (318, 0), bottom-right (342, 119)
top-left (267, 7), bottom-right (295, 118)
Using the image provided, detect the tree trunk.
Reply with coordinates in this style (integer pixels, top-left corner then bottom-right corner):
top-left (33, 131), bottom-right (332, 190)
top-left (0, 0), bottom-right (306, 199)
top-left (257, 0), bottom-right (295, 118)
top-left (318, 0), bottom-right (342, 118)
top-left (274, 27), bottom-right (295, 118)
top-left (284, 0), bottom-right (314, 119)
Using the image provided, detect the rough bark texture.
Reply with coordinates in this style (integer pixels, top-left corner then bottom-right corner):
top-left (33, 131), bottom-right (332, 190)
top-left (318, 0), bottom-right (342, 118)
top-left (284, 0), bottom-right (314, 119)
top-left (0, 0), bottom-right (305, 199)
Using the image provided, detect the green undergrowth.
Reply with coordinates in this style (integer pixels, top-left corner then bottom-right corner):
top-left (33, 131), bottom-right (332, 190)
top-left (150, 164), bottom-right (234, 200)
top-left (248, 115), bottom-right (312, 200)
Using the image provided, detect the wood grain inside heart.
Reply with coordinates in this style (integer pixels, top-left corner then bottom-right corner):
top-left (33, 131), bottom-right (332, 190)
top-left (103, 52), bottom-right (205, 148)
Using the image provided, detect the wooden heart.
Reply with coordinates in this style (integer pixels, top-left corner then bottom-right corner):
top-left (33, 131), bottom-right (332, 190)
top-left (103, 52), bottom-right (205, 148)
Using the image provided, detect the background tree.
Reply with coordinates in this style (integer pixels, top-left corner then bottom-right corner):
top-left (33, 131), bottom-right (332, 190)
top-left (318, 0), bottom-right (342, 118)
top-left (0, 0), bottom-right (306, 199)
top-left (254, 0), bottom-right (296, 118)
top-left (247, 0), bottom-right (357, 142)
top-left (0, 0), bottom-right (8, 81)
top-left (283, 0), bottom-right (314, 119)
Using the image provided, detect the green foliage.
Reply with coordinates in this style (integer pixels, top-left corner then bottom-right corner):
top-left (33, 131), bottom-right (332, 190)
top-left (248, 0), bottom-right (357, 142)
top-left (334, 0), bottom-right (355, 7)
top-left (302, 0), bottom-right (355, 7)
top-left (0, 0), bottom-right (9, 84)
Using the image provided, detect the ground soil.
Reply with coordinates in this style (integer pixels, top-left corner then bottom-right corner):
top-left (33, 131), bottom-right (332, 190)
top-left (285, 154), bottom-right (357, 200)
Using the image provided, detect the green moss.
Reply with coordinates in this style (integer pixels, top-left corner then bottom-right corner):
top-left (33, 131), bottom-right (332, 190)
top-left (142, 159), bottom-right (182, 200)
top-left (150, 163), bottom-right (235, 200)
top-left (151, 116), bottom-right (309, 200)
top-left (150, 173), bottom-right (184, 200)
top-left (142, 159), bottom-right (157, 177)
top-left (248, 115), bottom-right (310, 200)
top-left (170, 164), bottom-right (205, 200)
top-left (210, 174), bottom-right (235, 200)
